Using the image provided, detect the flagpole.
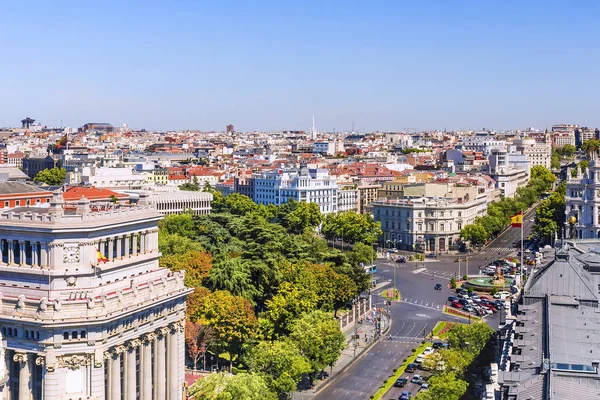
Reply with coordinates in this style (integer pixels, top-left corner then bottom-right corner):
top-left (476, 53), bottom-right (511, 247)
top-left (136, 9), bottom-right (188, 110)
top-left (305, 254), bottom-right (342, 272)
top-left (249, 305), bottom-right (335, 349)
top-left (520, 210), bottom-right (524, 282)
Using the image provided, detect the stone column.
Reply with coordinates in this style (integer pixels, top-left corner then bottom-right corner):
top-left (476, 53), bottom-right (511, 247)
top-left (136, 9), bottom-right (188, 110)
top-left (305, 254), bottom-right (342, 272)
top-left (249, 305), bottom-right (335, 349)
top-left (31, 242), bottom-right (38, 267)
top-left (156, 329), bottom-right (167, 400)
top-left (0, 240), bottom-right (5, 265)
top-left (132, 234), bottom-right (138, 257)
top-left (40, 243), bottom-right (48, 267)
top-left (8, 240), bottom-right (14, 264)
top-left (126, 340), bottom-right (140, 400)
top-left (139, 232), bottom-right (145, 253)
top-left (18, 241), bottom-right (25, 266)
top-left (167, 327), bottom-right (180, 400)
top-left (116, 236), bottom-right (122, 260)
top-left (141, 334), bottom-right (155, 400)
top-left (13, 353), bottom-right (31, 400)
top-left (108, 238), bottom-right (114, 262)
top-left (111, 351), bottom-right (122, 400)
top-left (124, 234), bottom-right (131, 258)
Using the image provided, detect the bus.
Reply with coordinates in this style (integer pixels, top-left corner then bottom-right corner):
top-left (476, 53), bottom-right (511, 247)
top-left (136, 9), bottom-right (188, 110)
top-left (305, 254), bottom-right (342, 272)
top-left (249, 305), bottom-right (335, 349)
top-left (364, 265), bottom-right (377, 274)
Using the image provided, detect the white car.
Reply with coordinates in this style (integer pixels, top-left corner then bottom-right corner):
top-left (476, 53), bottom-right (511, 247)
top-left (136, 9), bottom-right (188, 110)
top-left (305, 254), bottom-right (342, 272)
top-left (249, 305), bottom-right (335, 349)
top-left (529, 218), bottom-right (534, 222)
top-left (415, 355), bottom-right (425, 364)
top-left (423, 347), bottom-right (434, 355)
top-left (493, 291), bottom-right (511, 299)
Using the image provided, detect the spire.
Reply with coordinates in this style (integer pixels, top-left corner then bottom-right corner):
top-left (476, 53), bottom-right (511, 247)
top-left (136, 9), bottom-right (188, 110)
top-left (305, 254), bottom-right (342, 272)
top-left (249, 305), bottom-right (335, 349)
top-left (311, 115), bottom-right (317, 140)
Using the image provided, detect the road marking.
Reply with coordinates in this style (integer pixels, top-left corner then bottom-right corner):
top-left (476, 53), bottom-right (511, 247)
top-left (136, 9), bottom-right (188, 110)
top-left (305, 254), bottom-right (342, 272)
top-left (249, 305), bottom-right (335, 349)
top-left (416, 313), bottom-right (428, 317)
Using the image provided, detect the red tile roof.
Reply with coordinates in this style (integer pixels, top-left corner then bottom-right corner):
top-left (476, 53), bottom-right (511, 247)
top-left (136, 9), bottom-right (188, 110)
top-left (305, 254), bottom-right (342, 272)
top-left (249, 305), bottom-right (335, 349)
top-left (63, 186), bottom-right (129, 202)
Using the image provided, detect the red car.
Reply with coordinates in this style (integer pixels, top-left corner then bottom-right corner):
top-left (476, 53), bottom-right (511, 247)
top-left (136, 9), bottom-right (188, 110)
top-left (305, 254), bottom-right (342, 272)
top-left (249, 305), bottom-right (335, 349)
top-left (451, 300), bottom-right (463, 309)
top-left (479, 295), bottom-right (492, 301)
top-left (485, 304), bottom-right (497, 312)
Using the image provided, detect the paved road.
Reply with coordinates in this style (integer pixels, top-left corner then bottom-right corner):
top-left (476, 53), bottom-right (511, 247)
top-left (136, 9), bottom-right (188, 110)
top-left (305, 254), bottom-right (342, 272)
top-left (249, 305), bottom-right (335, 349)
top-left (311, 211), bottom-right (528, 400)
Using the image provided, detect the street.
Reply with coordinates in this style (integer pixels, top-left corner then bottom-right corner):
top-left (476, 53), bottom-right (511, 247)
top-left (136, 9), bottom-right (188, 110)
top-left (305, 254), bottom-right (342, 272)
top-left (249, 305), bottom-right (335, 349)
top-left (310, 211), bottom-right (532, 400)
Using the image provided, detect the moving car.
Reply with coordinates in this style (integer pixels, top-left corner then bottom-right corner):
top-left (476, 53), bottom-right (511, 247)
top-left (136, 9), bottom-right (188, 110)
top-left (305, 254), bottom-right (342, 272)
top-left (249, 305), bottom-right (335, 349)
top-left (406, 363), bottom-right (417, 373)
top-left (394, 377), bottom-right (408, 387)
top-left (399, 391), bottom-right (411, 400)
top-left (434, 283), bottom-right (442, 290)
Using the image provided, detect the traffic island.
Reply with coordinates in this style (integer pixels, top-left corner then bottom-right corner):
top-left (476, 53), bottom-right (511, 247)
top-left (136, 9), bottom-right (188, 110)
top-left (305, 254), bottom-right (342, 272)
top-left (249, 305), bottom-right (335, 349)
top-left (381, 288), bottom-right (400, 301)
top-left (370, 341), bottom-right (432, 400)
top-left (462, 276), bottom-right (515, 293)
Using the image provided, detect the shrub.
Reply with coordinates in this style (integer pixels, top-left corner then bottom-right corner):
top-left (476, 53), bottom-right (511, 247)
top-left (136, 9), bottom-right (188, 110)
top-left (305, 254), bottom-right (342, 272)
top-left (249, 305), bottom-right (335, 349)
top-left (411, 348), bottom-right (416, 352)
top-left (491, 287), bottom-right (498, 295)
top-left (467, 286), bottom-right (474, 293)
top-left (409, 255), bottom-right (415, 261)
top-left (403, 358), bottom-right (407, 363)
top-left (393, 368), bottom-right (398, 373)
top-left (463, 274), bottom-right (468, 281)
top-left (450, 277), bottom-right (457, 288)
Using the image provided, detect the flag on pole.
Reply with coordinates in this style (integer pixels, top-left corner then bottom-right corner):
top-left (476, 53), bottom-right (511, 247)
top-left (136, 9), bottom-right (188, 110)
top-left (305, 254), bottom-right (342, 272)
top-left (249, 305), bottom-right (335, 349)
top-left (510, 212), bottom-right (523, 228)
top-left (97, 251), bottom-right (108, 263)
top-left (56, 133), bottom-right (68, 149)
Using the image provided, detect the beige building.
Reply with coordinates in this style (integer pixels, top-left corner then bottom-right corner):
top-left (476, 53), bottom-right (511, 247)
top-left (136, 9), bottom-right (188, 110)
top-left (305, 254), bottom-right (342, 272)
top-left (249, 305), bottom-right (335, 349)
top-left (357, 183), bottom-right (380, 215)
top-left (514, 137), bottom-right (552, 169)
top-left (0, 193), bottom-right (191, 400)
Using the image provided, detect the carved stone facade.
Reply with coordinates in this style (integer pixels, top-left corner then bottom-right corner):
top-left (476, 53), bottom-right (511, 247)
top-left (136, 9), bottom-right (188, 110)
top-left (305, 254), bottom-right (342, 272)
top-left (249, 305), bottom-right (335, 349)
top-left (0, 194), bottom-right (191, 400)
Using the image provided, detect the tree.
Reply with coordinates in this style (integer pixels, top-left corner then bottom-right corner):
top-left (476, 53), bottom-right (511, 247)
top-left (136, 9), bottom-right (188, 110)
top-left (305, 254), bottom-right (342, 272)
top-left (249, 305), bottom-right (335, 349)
top-left (245, 340), bottom-right (311, 398)
top-left (581, 139), bottom-right (600, 152)
top-left (288, 310), bottom-right (345, 384)
top-left (185, 321), bottom-right (216, 371)
top-left (347, 242), bottom-right (376, 267)
top-left (180, 176), bottom-right (201, 191)
top-left (206, 257), bottom-right (259, 302)
top-left (192, 290), bottom-right (259, 371)
top-left (263, 281), bottom-right (319, 337)
top-left (159, 213), bottom-right (195, 238)
top-left (321, 211), bottom-right (382, 244)
top-left (160, 250), bottom-right (212, 288)
top-left (283, 201), bottom-right (323, 234)
top-left (224, 193), bottom-right (259, 216)
top-left (414, 372), bottom-right (468, 400)
top-left (530, 165), bottom-right (556, 189)
top-left (459, 224), bottom-right (487, 246)
top-left (188, 372), bottom-right (277, 400)
top-left (33, 167), bottom-right (66, 185)
top-left (446, 322), bottom-right (494, 354)
top-left (158, 232), bottom-right (204, 256)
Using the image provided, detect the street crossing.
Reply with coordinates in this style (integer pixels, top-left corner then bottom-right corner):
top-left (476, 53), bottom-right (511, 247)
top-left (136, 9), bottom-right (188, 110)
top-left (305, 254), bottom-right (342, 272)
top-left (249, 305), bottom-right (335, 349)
top-left (482, 246), bottom-right (518, 255)
top-left (411, 267), bottom-right (456, 280)
top-left (401, 297), bottom-right (444, 311)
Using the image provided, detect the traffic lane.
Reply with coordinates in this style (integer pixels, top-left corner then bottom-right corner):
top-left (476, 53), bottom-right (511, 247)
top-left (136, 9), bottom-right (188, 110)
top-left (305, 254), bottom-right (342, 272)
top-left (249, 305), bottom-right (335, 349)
top-left (313, 341), bottom-right (414, 400)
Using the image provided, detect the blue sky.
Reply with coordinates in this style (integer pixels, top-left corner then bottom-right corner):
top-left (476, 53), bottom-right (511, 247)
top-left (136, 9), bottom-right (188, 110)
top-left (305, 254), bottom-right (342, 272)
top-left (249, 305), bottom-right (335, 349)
top-left (1, 1), bottom-right (599, 132)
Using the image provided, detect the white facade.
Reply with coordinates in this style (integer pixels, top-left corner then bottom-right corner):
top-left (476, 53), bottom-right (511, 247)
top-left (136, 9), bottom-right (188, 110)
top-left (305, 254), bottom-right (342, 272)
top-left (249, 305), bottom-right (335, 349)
top-left (252, 163), bottom-right (339, 214)
top-left (488, 150), bottom-right (530, 198)
top-left (81, 166), bottom-right (149, 189)
top-left (514, 138), bottom-right (552, 169)
top-left (565, 156), bottom-right (600, 239)
top-left (0, 194), bottom-right (190, 400)
top-left (337, 187), bottom-right (358, 213)
top-left (373, 195), bottom-right (487, 252)
top-left (460, 135), bottom-right (507, 156)
top-left (148, 190), bottom-right (212, 215)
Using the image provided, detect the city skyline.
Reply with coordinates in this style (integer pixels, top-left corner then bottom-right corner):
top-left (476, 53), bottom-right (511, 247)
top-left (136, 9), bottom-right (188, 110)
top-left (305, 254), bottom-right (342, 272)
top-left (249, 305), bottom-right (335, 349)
top-left (2, 1), bottom-right (600, 131)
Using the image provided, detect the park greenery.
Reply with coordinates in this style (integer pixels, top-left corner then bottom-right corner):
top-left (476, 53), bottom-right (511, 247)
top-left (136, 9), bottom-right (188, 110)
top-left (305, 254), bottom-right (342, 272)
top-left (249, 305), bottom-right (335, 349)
top-left (415, 322), bottom-right (495, 400)
top-left (551, 144), bottom-right (575, 169)
top-left (460, 165), bottom-right (556, 246)
top-left (33, 167), bottom-right (66, 185)
top-left (533, 181), bottom-right (566, 240)
top-left (165, 187), bottom-right (380, 398)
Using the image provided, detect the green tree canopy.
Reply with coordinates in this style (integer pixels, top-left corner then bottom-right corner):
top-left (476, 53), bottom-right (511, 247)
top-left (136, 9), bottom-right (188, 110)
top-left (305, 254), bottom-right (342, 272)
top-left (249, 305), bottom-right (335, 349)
top-left (245, 340), bottom-right (311, 398)
top-left (188, 372), bottom-right (277, 400)
top-left (160, 250), bottom-right (212, 287)
top-left (321, 211), bottom-right (382, 244)
top-left (33, 167), bottom-right (66, 185)
top-left (159, 213), bottom-right (195, 238)
top-left (459, 224), bottom-right (487, 246)
top-left (283, 201), bottom-right (323, 234)
top-left (224, 193), bottom-right (259, 216)
top-left (288, 310), bottom-right (345, 383)
top-left (179, 176), bottom-right (201, 191)
top-left (414, 372), bottom-right (468, 400)
top-left (446, 322), bottom-right (494, 354)
top-left (206, 257), bottom-right (259, 302)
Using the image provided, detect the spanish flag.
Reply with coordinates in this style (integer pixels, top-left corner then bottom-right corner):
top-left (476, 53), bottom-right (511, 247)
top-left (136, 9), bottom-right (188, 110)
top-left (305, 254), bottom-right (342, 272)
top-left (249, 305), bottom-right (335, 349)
top-left (56, 134), bottom-right (68, 149)
top-left (510, 212), bottom-right (523, 228)
top-left (97, 251), bottom-right (108, 263)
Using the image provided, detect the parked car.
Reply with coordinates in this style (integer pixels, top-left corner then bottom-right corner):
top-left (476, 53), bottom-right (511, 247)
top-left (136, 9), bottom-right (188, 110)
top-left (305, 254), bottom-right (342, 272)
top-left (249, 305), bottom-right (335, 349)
top-left (448, 296), bottom-right (458, 302)
top-left (406, 363), bottom-right (417, 373)
top-left (423, 347), bottom-right (434, 355)
top-left (420, 383), bottom-right (430, 391)
top-left (415, 355), bottom-right (425, 364)
top-left (434, 283), bottom-right (442, 290)
top-left (399, 390), bottom-right (412, 400)
top-left (426, 253), bottom-right (437, 258)
top-left (432, 341), bottom-right (444, 349)
top-left (494, 291), bottom-right (511, 299)
top-left (463, 305), bottom-right (474, 312)
top-left (451, 300), bottom-right (463, 309)
top-left (394, 377), bottom-right (408, 387)
top-left (411, 374), bottom-right (423, 384)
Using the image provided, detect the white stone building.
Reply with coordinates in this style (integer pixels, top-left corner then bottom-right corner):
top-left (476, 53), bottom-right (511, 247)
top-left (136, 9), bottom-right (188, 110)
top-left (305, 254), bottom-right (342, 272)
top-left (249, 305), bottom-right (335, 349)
top-left (146, 190), bottom-right (212, 215)
top-left (514, 137), bottom-right (552, 169)
top-left (488, 149), bottom-right (530, 198)
top-left (252, 162), bottom-right (339, 214)
top-left (0, 193), bottom-right (191, 400)
top-left (337, 185), bottom-right (358, 212)
top-left (373, 195), bottom-right (487, 253)
top-left (565, 154), bottom-right (600, 239)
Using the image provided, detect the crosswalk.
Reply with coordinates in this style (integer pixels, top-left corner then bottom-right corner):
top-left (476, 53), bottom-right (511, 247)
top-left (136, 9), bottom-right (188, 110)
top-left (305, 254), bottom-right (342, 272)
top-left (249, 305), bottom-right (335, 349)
top-left (483, 246), bottom-right (518, 254)
top-left (412, 267), bottom-right (456, 280)
top-left (402, 297), bottom-right (444, 311)
top-left (385, 335), bottom-right (424, 343)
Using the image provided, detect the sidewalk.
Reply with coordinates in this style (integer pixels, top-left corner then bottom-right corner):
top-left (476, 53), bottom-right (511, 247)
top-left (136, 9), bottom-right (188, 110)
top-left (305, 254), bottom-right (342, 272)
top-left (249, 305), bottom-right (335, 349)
top-left (293, 310), bottom-right (391, 399)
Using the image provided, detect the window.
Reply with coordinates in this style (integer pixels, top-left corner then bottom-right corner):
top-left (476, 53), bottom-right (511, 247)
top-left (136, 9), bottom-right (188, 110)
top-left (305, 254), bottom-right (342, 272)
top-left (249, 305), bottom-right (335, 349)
top-left (440, 224), bottom-right (445, 232)
top-left (429, 223), bottom-right (434, 231)
top-left (15, 200), bottom-right (20, 206)
top-left (458, 222), bottom-right (462, 230)
top-left (406, 222), bottom-right (410, 230)
top-left (418, 223), bottom-right (422, 231)
top-left (418, 212), bottom-right (422, 218)
top-left (63, 332), bottom-right (69, 340)
top-left (458, 212), bottom-right (462, 217)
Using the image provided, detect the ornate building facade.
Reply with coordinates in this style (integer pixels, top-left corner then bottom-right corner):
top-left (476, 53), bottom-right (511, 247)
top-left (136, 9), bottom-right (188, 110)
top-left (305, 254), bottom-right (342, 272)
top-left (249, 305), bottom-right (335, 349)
top-left (0, 193), bottom-right (191, 400)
